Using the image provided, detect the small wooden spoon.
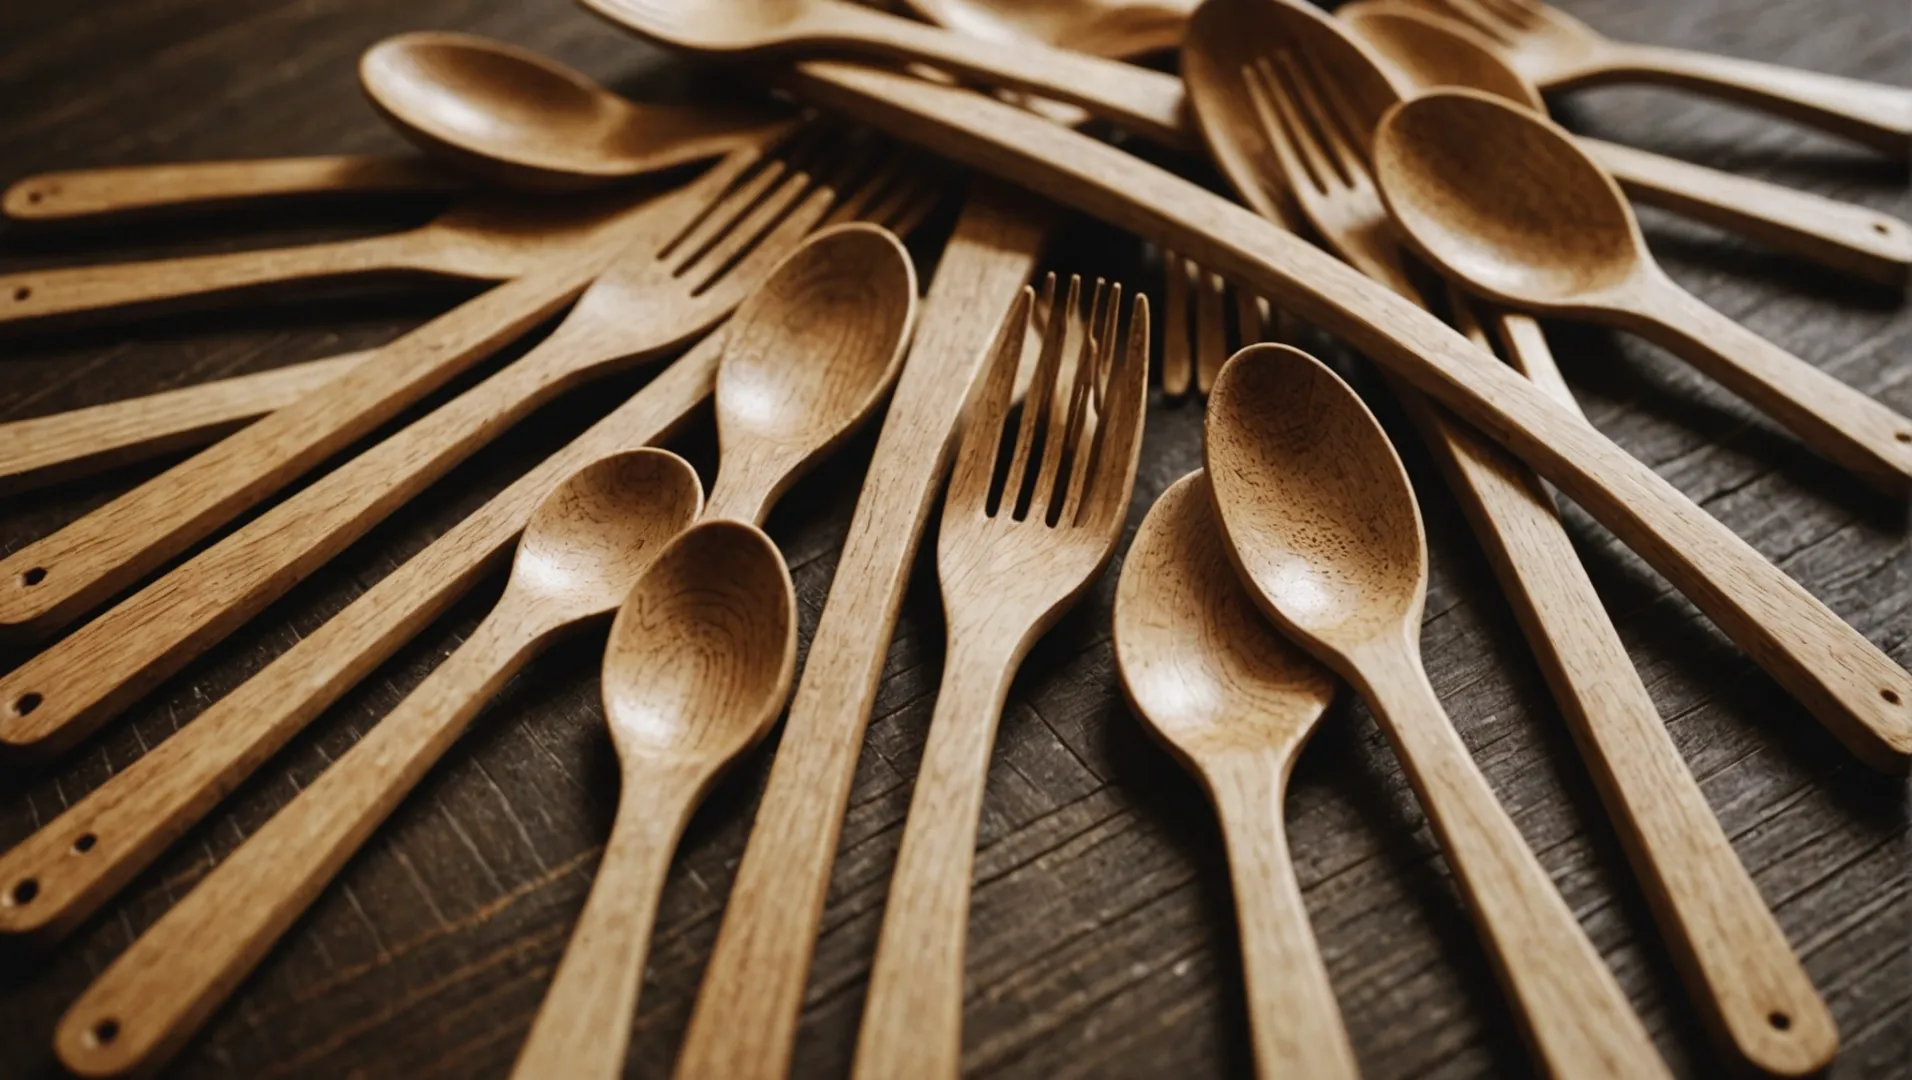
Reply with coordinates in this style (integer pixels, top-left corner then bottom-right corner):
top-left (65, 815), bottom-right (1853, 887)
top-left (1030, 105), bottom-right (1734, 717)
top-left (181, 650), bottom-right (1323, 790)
top-left (54, 449), bottom-right (704, 1077)
top-left (1205, 343), bottom-right (1669, 1079)
top-left (1112, 470), bottom-right (1355, 1080)
top-left (361, 32), bottom-right (780, 192)
top-left (1338, 1), bottom-right (1912, 288)
top-left (512, 519), bottom-right (796, 1080)
top-left (1373, 89), bottom-right (1912, 495)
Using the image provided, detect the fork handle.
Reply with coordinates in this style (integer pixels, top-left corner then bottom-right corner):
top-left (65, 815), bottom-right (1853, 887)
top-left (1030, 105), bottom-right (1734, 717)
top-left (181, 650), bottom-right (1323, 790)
top-left (3, 155), bottom-right (461, 223)
top-left (1554, 43), bottom-right (1912, 157)
top-left (852, 639), bottom-right (1017, 1080)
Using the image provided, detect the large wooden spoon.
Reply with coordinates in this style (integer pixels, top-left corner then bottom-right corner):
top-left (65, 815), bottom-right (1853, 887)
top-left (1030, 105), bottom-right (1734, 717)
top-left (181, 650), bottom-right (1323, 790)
top-left (1206, 343), bottom-right (1668, 1079)
top-left (1371, 89), bottom-right (1912, 495)
top-left (1112, 470), bottom-right (1356, 1080)
top-left (511, 519), bottom-right (796, 1080)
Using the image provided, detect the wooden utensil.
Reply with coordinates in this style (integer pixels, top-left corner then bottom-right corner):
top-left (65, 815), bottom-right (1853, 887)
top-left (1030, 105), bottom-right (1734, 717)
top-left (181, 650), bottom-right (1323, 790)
top-left (361, 31), bottom-right (780, 191)
top-left (901, 0), bottom-right (1194, 59)
top-left (1371, 89), bottom-right (1912, 495)
top-left (0, 192), bottom-right (650, 329)
top-left (511, 520), bottom-right (797, 1080)
top-left (1186, 7), bottom-right (1837, 1069)
top-left (0, 130), bottom-right (887, 749)
top-left (1112, 470), bottom-right (1356, 1080)
top-left (1161, 251), bottom-right (1265, 398)
top-left (1394, 0), bottom-right (1912, 157)
top-left (579, 0), bottom-right (1198, 152)
top-left (2, 155), bottom-right (459, 224)
top-left (54, 449), bottom-right (705, 1077)
top-left (674, 183), bottom-right (1051, 1080)
top-left (853, 275), bottom-right (1149, 1080)
top-left (55, 220), bottom-right (916, 1078)
top-left (0, 352), bottom-right (364, 495)
top-left (782, 60), bottom-right (1911, 764)
top-left (1206, 343), bottom-right (1669, 1078)
top-left (1339, 0), bottom-right (1912, 287)
top-left (0, 182), bottom-right (935, 950)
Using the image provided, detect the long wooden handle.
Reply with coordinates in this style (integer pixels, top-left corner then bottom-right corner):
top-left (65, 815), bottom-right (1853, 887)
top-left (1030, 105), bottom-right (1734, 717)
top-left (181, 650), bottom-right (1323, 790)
top-left (0, 257), bottom-right (602, 647)
top-left (1203, 752), bottom-right (1359, 1080)
top-left (512, 766), bottom-right (701, 1080)
top-left (852, 645), bottom-right (1016, 1080)
top-left (0, 353), bottom-right (364, 496)
top-left (0, 341), bottom-right (720, 948)
top-left (0, 231), bottom-right (459, 329)
top-left (1583, 137), bottom-right (1912, 286)
top-left (1624, 275), bottom-right (1912, 494)
top-left (54, 599), bottom-right (548, 1078)
top-left (1353, 635), bottom-right (1670, 1079)
top-left (675, 186), bottom-right (1050, 1080)
top-left (2, 155), bottom-right (461, 223)
top-left (787, 61), bottom-right (1912, 771)
top-left (1559, 43), bottom-right (1912, 158)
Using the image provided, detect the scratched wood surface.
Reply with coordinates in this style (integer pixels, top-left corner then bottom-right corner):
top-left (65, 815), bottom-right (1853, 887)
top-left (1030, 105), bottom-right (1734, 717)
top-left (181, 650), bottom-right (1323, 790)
top-left (0, 0), bottom-right (1905, 1077)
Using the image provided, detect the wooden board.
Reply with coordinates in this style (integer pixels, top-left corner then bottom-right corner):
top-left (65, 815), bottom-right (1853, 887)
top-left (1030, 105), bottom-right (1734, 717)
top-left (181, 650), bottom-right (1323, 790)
top-left (0, 0), bottom-right (1905, 1077)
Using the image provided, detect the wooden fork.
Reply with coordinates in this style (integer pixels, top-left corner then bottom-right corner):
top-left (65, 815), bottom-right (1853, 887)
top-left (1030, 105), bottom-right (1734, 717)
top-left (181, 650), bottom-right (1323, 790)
top-left (851, 274), bottom-right (1149, 1080)
top-left (1160, 248), bottom-right (1269, 398)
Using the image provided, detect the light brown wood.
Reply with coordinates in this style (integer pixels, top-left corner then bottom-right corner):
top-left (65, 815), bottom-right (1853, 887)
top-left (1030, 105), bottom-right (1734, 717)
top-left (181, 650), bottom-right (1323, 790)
top-left (1112, 471), bottom-right (1356, 1080)
top-left (581, 0), bottom-right (1199, 152)
top-left (54, 449), bottom-right (705, 1078)
top-left (901, 0), bottom-right (1195, 59)
top-left (0, 352), bottom-right (364, 496)
top-left (512, 520), bottom-right (797, 1080)
top-left (852, 276), bottom-right (1149, 1080)
top-left (1397, 0), bottom-right (1912, 156)
top-left (1, 155), bottom-right (459, 224)
top-left (0, 130), bottom-right (882, 751)
top-left (1205, 343), bottom-right (1670, 1079)
top-left (1186, 8), bottom-right (1837, 1070)
top-left (1371, 89), bottom-right (1912, 494)
top-left (674, 182), bottom-right (1052, 1080)
top-left (0, 180), bottom-right (935, 952)
top-left (362, 31), bottom-right (781, 191)
top-left (0, 191), bottom-right (653, 329)
top-left (1340, 1), bottom-right (1912, 287)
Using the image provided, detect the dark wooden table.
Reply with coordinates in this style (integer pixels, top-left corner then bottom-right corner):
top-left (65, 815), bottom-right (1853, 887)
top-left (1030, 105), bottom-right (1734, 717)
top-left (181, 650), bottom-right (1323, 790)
top-left (1, 1), bottom-right (1906, 1077)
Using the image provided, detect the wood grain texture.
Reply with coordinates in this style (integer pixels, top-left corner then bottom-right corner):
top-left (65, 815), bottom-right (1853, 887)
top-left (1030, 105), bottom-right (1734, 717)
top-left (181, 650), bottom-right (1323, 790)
top-left (1, 155), bottom-right (460, 223)
top-left (0, 2), bottom-right (1904, 1078)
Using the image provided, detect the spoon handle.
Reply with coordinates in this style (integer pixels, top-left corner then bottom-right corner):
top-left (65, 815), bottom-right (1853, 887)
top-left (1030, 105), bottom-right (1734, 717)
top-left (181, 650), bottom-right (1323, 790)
top-left (1558, 43), bottom-right (1912, 158)
top-left (0, 340), bottom-right (720, 949)
top-left (1582, 137), bottom-right (1912, 287)
top-left (0, 351), bottom-right (365, 496)
top-left (1203, 752), bottom-right (1360, 1080)
top-left (1628, 276), bottom-right (1912, 494)
top-left (53, 599), bottom-right (551, 1078)
top-left (1351, 634), bottom-right (1671, 1080)
top-left (0, 230), bottom-right (468, 329)
top-left (2, 155), bottom-right (460, 224)
top-left (853, 642), bottom-right (1017, 1080)
top-left (512, 765), bottom-right (703, 1080)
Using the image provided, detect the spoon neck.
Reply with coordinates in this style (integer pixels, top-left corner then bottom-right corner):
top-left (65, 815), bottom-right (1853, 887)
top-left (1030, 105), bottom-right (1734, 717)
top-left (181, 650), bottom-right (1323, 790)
top-left (703, 467), bottom-right (774, 527)
top-left (1342, 629), bottom-right (1436, 720)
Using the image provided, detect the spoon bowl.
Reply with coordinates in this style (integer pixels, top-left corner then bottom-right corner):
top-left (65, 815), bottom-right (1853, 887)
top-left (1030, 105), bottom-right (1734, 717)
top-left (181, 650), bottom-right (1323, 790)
top-left (1203, 344), bottom-right (1426, 657)
top-left (602, 519), bottom-right (797, 765)
top-left (362, 32), bottom-right (776, 190)
top-left (1338, 1), bottom-right (1542, 109)
top-left (515, 449), bottom-right (706, 619)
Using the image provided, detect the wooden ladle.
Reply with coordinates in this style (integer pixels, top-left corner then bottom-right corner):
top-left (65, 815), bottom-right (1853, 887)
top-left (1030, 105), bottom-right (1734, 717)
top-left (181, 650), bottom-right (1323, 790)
top-left (361, 32), bottom-right (780, 191)
top-left (1205, 343), bottom-right (1669, 1079)
top-left (512, 519), bottom-right (796, 1080)
top-left (1112, 470), bottom-right (1356, 1080)
top-left (1373, 89), bottom-right (1912, 495)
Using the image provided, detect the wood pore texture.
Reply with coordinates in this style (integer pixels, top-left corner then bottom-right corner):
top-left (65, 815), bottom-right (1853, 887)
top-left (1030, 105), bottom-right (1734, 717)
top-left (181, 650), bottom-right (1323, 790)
top-left (0, 0), bottom-right (1905, 1077)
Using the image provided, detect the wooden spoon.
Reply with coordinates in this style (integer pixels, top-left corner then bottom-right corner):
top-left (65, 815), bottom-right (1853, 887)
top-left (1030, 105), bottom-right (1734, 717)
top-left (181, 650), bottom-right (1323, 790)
top-left (511, 519), bottom-right (796, 1080)
top-left (901, 0), bottom-right (1194, 59)
top-left (1205, 343), bottom-right (1669, 1078)
top-left (1112, 470), bottom-right (1356, 1080)
top-left (580, 0), bottom-right (1197, 152)
top-left (1338, 1), bottom-right (1912, 287)
top-left (54, 449), bottom-right (704, 1078)
top-left (1372, 89), bottom-right (1912, 495)
top-left (361, 31), bottom-right (780, 192)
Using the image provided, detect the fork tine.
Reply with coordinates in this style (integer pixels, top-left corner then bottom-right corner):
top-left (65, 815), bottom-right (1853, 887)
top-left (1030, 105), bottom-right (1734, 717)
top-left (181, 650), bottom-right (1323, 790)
top-left (947, 287), bottom-right (1034, 516)
top-left (662, 124), bottom-right (821, 262)
top-left (1282, 53), bottom-right (1371, 186)
top-left (1035, 279), bottom-right (1106, 523)
top-left (1161, 251), bottom-right (1192, 398)
top-left (685, 136), bottom-right (898, 293)
top-left (1193, 266), bottom-right (1227, 395)
top-left (1073, 294), bottom-right (1149, 529)
top-left (1057, 281), bottom-right (1122, 523)
top-left (1003, 275), bottom-right (1077, 519)
top-left (1244, 57), bottom-right (1331, 196)
top-left (824, 149), bottom-right (911, 227)
top-left (1234, 282), bottom-right (1267, 352)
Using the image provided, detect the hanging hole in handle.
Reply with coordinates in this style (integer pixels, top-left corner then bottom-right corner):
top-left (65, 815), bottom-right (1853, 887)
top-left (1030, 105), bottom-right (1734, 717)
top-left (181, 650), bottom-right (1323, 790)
top-left (13, 692), bottom-right (41, 716)
top-left (7, 878), bottom-right (36, 905)
top-left (1884, 688), bottom-right (1902, 705)
top-left (1895, 432), bottom-right (1910, 443)
top-left (1768, 1011), bottom-right (1792, 1031)
top-left (24, 191), bottom-right (42, 204)
top-left (1876, 221), bottom-right (1893, 236)
top-left (11, 287), bottom-right (28, 302)
top-left (22, 567), bottom-right (46, 586)
top-left (72, 832), bottom-right (96, 854)
top-left (88, 1018), bottom-right (120, 1048)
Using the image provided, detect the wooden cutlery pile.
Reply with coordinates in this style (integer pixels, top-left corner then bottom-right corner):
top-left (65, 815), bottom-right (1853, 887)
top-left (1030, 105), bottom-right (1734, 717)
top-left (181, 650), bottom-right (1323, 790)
top-left (0, 0), bottom-right (1906, 1076)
